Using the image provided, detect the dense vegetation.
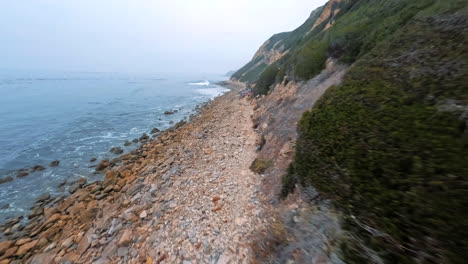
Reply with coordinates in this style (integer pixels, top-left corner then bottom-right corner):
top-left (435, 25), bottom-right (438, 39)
top-left (252, 0), bottom-right (467, 96)
top-left (281, 0), bottom-right (468, 263)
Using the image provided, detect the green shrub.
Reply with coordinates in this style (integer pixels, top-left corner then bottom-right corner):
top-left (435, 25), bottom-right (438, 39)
top-left (253, 64), bottom-right (280, 95)
top-left (291, 4), bottom-right (468, 262)
top-left (250, 158), bottom-right (273, 174)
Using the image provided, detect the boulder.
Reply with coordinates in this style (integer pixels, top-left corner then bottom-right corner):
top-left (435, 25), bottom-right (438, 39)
top-left (29, 207), bottom-right (44, 219)
top-left (96, 160), bottom-right (110, 171)
top-left (16, 240), bottom-right (38, 256)
top-left (132, 138), bottom-right (139, 143)
top-left (31, 165), bottom-right (46, 172)
top-left (50, 160), bottom-right (60, 167)
top-left (17, 171), bottom-right (29, 177)
top-left (150, 128), bottom-right (161, 134)
top-left (164, 110), bottom-right (177, 115)
top-left (110, 147), bottom-right (124, 155)
top-left (90, 158), bottom-right (97, 162)
top-left (139, 210), bottom-right (147, 219)
top-left (69, 182), bottom-right (81, 194)
top-left (2, 246), bottom-right (17, 259)
top-left (124, 140), bottom-right (132, 146)
top-left (68, 177), bottom-right (87, 193)
top-left (36, 193), bottom-right (51, 203)
top-left (118, 230), bottom-right (133, 247)
top-left (139, 134), bottom-right (149, 141)
top-left (80, 207), bottom-right (99, 224)
top-left (0, 240), bottom-right (13, 255)
top-left (0, 176), bottom-right (13, 184)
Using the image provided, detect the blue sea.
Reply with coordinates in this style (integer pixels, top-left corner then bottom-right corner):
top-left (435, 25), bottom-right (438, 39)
top-left (0, 69), bottom-right (229, 223)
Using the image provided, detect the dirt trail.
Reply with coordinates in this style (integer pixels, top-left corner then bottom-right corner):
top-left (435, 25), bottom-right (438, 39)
top-left (0, 83), bottom-right (267, 264)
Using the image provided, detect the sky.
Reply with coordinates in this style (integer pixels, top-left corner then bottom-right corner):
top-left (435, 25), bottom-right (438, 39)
top-left (0, 0), bottom-right (327, 74)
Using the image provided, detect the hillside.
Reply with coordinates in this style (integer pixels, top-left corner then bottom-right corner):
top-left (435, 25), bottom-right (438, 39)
top-left (233, 0), bottom-right (468, 263)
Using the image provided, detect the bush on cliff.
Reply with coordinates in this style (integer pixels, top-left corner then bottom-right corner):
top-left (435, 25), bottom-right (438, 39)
top-left (287, 1), bottom-right (468, 262)
top-left (253, 0), bottom-right (442, 95)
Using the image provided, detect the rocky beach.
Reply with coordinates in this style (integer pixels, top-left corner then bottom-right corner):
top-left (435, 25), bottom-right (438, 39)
top-left (0, 82), bottom-right (271, 264)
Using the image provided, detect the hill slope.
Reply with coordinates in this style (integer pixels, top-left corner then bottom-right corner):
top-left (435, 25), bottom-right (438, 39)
top-left (233, 0), bottom-right (468, 263)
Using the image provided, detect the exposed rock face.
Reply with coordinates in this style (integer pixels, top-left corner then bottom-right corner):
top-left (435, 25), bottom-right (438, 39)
top-left (231, 3), bottom-right (330, 83)
top-left (311, 0), bottom-right (346, 31)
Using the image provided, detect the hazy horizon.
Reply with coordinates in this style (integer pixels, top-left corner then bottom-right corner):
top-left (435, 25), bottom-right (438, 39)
top-left (0, 0), bottom-right (327, 74)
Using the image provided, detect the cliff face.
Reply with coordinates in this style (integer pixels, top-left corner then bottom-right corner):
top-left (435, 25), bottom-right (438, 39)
top-left (235, 0), bottom-right (468, 263)
top-left (230, 5), bottom-right (325, 83)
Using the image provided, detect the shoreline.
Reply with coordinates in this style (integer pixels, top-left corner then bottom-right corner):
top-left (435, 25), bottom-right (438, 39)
top-left (0, 80), bottom-right (267, 264)
top-left (0, 81), bottom-right (232, 224)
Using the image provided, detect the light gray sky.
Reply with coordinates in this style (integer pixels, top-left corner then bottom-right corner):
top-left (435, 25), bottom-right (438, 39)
top-left (0, 0), bottom-right (327, 74)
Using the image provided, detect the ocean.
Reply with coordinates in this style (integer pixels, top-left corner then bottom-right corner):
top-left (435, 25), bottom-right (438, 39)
top-left (0, 69), bottom-right (229, 223)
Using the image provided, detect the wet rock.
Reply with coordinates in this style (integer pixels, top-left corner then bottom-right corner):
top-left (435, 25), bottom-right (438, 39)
top-left (50, 160), bottom-right (60, 167)
top-left (31, 165), bottom-right (46, 172)
top-left (4, 216), bottom-right (22, 228)
top-left (36, 193), bottom-right (51, 204)
top-left (164, 110), bottom-right (177, 115)
top-left (175, 120), bottom-right (187, 129)
top-left (68, 179), bottom-right (86, 194)
top-left (68, 184), bottom-right (80, 194)
top-left (132, 138), bottom-right (139, 143)
top-left (96, 160), bottom-right (110, 171)
top-left (17, 171), bottom-right (29, 177)
top-left (29, 207), bottom-right (44, 219)
top-left (57, 179), bottom-right (67, 188)
top-left (90, 157), bottom-right (97, 162)
top-left (151, 128), bottom-right (161, 134)
top-left (139, 133), bottom-right (149, 141)
top-left (124, 140), bottom-right (132, 146)
top-left (77, 177), bottom-right (87, 185)
top-left (110, 147), bottom-right (124, 155)
top-left (0, 176), bottom-right (13, 184)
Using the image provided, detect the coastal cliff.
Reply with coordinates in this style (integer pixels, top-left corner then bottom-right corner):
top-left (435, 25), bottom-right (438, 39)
top-left (232, 0), bottom-right (467, 263)
top-left (0, 0), bottom-right (466, 263)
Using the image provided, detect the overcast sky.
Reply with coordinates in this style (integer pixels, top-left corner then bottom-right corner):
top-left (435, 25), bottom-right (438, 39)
top-left (0, 0), bottom-right (327, 74)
